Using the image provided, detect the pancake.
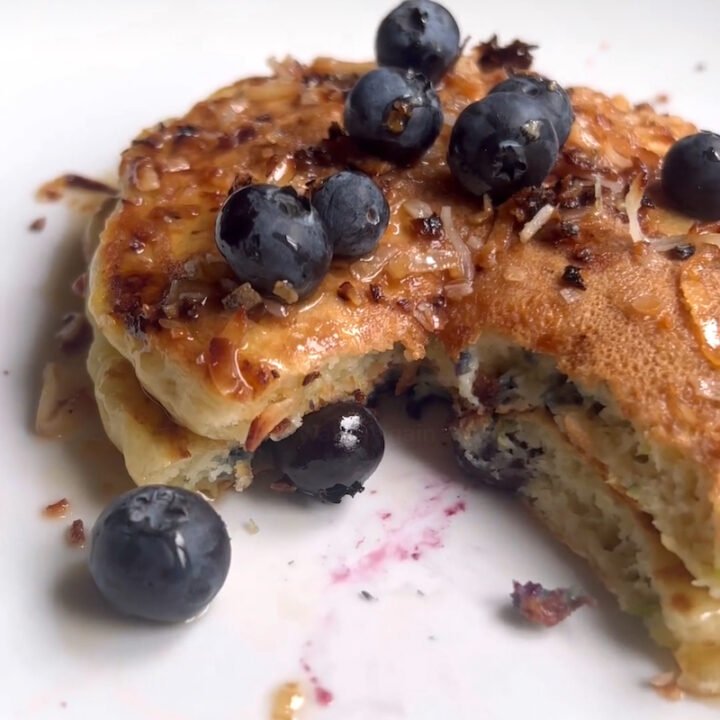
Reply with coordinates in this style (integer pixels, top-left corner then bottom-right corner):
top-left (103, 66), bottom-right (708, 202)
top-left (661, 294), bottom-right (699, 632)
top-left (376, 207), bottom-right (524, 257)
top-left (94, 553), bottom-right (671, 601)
top-left (85, 47), bottom-right (720, 692)
top-left (88, 332), bottom-right (252, 495)
top-left (452, 406), bottom-right (720, 695)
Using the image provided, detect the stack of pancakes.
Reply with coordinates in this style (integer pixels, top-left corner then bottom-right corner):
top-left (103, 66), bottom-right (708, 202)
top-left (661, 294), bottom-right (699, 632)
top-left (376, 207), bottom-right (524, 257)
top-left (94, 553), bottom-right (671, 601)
top-left (86, 49), bottom-right (720, 693)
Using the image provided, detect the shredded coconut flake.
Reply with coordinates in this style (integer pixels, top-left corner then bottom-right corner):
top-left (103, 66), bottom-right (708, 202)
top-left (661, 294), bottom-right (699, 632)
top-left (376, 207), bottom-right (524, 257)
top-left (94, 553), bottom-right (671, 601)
top-left (519, 204), bottom-right (555, 243)
top-left (440, 206), bottom-right (475, 287)
top-left (697, 233), bottom-right (720, 248)
top-left (403, 199), bottom-right (433, 219)
top-left (445, 280), bottom-right (474, 299)
top-left (559, 287), bottom-right (584, 304)
top-left (594, 175), bottom-right (603, 211)
top-left (626, 174), bottom-right (648, 243)
top-left (698, 377), bottom-right (720, 402)
top-left (350, 244), bottom-right (400, 282)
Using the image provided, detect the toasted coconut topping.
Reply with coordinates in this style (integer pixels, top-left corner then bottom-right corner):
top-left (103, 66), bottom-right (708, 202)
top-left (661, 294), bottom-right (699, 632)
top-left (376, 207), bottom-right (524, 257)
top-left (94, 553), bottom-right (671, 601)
top-left (626, 174), bottom-right (648, 243)
top-left (403, 199), bottom-right (434, 219)
top-left (440, 206), bottom-right (474, 289)
top-left (519, 204), bottom-right (556, 243)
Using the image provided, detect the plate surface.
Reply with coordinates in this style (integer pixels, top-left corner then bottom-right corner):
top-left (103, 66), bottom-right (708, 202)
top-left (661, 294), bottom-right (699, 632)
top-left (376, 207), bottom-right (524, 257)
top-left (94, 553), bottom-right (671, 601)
top-left (1, 1), bottom-right (719, 718)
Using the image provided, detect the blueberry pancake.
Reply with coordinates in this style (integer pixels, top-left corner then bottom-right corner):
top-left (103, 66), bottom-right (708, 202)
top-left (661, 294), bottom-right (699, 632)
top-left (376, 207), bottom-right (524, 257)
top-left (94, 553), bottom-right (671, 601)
top-left (86, 40), bottom-right (720, 692)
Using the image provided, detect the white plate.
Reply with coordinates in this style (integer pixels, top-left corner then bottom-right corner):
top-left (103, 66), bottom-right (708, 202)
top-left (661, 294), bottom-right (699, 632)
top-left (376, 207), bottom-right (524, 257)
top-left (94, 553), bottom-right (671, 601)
top-left (1, 1), bottom-right (719, 718)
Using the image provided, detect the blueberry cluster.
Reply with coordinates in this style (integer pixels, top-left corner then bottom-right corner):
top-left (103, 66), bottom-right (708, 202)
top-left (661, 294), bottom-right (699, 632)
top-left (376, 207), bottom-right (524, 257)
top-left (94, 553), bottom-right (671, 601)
top-left (89, 403), bottom-right (385, 621)
top-left (447, 75), bottom-right (573, 201)
top-left (216, 172), bottom-right (389, 303)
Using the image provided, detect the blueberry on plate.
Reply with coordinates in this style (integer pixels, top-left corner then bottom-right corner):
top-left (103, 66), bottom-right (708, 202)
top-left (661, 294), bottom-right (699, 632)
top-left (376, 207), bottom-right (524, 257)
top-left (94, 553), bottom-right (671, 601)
top-left (344, 67), bottom-right (443, 164)
top-left (311, 171), bottom-right (390, 258)
top-left (448, 92), bottom-right (559, 200)
top-left (661, 131), bottom-right (720, 220)
top-left (89, 485), bottom-right (231, 623)
top-left (489, 73), bottom-right (574, 146)
top-left (375, 0), bottom-right (460, 83)
top-left (216, 184), bottom-right (332, 302)
top-left (272, 403), bottom-right (385, 503)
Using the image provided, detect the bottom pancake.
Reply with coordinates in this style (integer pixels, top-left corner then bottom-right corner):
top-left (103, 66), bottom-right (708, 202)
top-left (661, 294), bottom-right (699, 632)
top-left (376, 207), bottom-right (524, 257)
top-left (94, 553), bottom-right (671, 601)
top-left (88, 333), bottom-right (252, 496)
top-left (88, 323), bottom-right (720, 692)
top-left (452, 408), bottom-right (720, 695)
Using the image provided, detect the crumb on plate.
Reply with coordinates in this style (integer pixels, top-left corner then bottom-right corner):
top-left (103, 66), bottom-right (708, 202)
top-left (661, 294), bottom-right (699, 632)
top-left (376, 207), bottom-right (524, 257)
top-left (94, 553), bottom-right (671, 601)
top-left (67, 519), bottom-right (86, 548)
top-left (43, 498), bottom-right (70, 518)
top-left (511, 580), bottom-right (595, 627)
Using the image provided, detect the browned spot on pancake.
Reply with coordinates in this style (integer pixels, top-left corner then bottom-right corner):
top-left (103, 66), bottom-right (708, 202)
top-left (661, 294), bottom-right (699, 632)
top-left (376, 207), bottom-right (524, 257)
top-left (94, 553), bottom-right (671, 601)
top-left (670, 592), bottom-right (694, 613)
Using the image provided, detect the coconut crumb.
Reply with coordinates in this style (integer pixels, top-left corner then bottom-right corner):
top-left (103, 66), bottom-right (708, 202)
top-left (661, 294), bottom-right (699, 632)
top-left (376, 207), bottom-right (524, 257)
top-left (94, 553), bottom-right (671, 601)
top-left (650, 672), bottom-right (684, 701)
top-left (43, 498), bottom-right (70, 519)
top-left (243, 518), bottom-right (260, 535)
top-left (222, 282), bottom-right (262, 311)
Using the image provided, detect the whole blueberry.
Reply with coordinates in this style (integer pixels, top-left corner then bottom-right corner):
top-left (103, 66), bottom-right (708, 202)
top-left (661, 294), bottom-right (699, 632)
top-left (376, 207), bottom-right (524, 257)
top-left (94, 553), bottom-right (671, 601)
top-left (216, 184), bottom-right (332, 302)
top-left (489, 73), bottom-right (574, 146)
top-left (448, 92), bottom-right (559, 200)
top-left (311, 171), bottom-right (390, 257)
top-left (376, 0), bottom-right (461, 83)
top-left (273, 403), bottom-right (385, 503)
top-left (89, 485), bottom-right (231, 623)
top-left (662, 132), bottom-right (720, 220)
top-left (344, 67), bottom-right (443, 164)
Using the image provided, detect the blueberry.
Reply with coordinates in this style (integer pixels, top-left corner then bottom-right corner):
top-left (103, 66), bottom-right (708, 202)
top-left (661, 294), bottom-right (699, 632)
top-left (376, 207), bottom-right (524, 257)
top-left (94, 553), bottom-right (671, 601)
top-left (272, 403), bottom-right (385, 503)
top-left (376, 0), bottom-right (460, 83)
top-left (489, 74), bottom-right (574, 146)
top-left (344, 67), bottom-right (443, 164)
top-left (451, 418), bottom-right (542, 492)
top-left (89, 485), bottom-right (231, 623)
top-left (448, 93), bottom-right (559, 200)
top-left (311, 171), bottom-right (390, 258)
top-left (216, 184), bottom-right (331, 302)
top-left (661, 132), bottom-right (720, 220)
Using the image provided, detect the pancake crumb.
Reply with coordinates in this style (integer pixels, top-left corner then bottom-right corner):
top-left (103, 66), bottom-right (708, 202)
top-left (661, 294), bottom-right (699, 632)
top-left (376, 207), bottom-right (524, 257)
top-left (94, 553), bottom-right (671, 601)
top-left (243, 518), bottom-right (260, 535)
top-left (511, 580), bottom-right (595, 626)
top-left (650, 672), bottom-right (684, 701)
top-left (43, 498), bottom-right (70, 519)
top-left (29, 216), bottom-right (46, 232)
top-left (67, 519), bottom-right (86, 548)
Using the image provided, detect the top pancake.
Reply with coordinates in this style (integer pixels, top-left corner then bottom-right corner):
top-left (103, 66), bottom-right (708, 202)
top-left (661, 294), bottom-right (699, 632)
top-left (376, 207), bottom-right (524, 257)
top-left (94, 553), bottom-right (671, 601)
top-left (88, 48), bottom-right (720, 475)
